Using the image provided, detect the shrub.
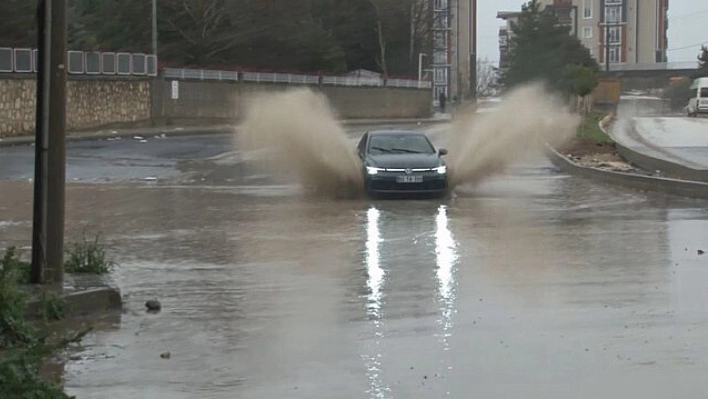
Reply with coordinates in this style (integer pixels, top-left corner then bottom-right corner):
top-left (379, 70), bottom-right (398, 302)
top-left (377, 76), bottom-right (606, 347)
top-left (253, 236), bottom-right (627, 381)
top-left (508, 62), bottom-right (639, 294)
top-left (65, 233), bottom-right (116, 275)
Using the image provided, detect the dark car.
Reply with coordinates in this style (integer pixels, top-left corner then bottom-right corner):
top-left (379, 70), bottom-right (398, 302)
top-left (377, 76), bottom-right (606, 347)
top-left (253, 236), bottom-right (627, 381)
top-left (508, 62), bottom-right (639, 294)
top-left (357, 130), bottom-right (448, 197)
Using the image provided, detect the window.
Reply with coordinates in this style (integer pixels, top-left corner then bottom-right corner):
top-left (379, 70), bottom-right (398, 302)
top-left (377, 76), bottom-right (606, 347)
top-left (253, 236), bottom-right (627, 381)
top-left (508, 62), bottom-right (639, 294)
top-left (368, 134), bottom-right (435, 155)
top-left (435, 0), bottom-right (448, 10)
top-left (608, 46), bottom-right (620, 63)
top-left (584, 27), bottom-right (593, 39)
top-left (608, 26), bottom-right (620, 44)
top-left (434, 32), bottom-right (447, 49)
top-left (605, 6), bottom-right (621, 23)
top-left (434, 68), bottom-right (447, 84)
top-left (433, 51), bottom-right (447, 64)
top-left (582, 0), bottom-right (593, 19)
top-left (701, 88), bottom-right (708, 98)
top-left (434, 12), bottom-right (449, 29)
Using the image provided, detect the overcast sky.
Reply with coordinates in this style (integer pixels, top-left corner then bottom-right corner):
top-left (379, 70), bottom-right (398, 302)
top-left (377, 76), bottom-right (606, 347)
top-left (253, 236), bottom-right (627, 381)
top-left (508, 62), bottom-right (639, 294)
top-left (478, 0), bottom-right (708, 66)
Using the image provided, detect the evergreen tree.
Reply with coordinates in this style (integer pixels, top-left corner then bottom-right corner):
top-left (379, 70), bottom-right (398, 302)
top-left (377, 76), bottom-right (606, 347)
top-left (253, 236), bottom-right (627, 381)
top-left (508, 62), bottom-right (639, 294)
top-left (502, 0), bottom-right (599, 95)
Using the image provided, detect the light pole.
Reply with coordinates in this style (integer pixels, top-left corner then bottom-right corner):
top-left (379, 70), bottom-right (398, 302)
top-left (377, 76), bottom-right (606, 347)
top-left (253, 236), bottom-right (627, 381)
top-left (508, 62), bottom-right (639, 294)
top-left (152, 0), bottom-right (157, 57)
top-left (418, 52), bottom-right (427, 81)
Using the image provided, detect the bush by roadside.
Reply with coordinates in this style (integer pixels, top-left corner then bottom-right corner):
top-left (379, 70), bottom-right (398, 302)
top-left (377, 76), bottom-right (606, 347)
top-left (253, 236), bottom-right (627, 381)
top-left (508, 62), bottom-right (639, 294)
top-left (0, 234), bottom-right (116, 398)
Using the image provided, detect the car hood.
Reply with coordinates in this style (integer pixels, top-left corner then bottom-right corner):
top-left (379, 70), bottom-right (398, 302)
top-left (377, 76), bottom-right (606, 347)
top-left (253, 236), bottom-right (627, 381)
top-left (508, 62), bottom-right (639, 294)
top-left (365, 153), bottom-right (443, 169)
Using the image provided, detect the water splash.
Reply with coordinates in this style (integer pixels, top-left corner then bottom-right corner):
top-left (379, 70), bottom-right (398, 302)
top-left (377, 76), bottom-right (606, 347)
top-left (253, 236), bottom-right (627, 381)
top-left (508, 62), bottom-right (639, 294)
top-left (446, 83), bottom-right (580, 188)
top-left (238, 88), bottom-right (363, 198)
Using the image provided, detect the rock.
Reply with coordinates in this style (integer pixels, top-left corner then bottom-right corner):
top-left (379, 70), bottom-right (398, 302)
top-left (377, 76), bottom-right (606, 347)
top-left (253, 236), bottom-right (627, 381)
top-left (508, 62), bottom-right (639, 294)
top-left (145, 299), bottom-right (162, 312)
top-left (160, 351), bottom-right (171, 359)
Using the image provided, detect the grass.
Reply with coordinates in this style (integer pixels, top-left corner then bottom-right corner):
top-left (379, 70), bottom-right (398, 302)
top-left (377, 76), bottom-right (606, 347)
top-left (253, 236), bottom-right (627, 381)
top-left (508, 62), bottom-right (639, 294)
top-left (64, 233), bottom-right (116, 275)
top-left (0, 247), bottom-right (79, 399)
top-left (576, 112), bottom-right (614, 144)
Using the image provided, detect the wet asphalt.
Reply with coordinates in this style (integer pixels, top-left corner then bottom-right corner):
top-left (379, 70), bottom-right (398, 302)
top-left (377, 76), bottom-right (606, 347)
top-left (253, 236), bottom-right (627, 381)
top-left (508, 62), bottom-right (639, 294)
top-left (1, 126), bottom-right (708, 398)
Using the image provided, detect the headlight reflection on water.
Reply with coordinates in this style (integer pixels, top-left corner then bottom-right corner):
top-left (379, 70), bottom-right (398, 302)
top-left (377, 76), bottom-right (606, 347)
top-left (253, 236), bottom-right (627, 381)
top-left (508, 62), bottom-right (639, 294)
top-left (363, 206), bottom-right (390, 399)
top-left (435, 205), bottom-right (459, 350)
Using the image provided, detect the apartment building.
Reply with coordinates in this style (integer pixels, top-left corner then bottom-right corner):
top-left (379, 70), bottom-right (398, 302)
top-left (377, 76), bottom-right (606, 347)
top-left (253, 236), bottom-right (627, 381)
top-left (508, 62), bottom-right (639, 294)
top-left (498, 0), bottom-right (669, 71)
top-left (430, 0), bottom-right (477, 104)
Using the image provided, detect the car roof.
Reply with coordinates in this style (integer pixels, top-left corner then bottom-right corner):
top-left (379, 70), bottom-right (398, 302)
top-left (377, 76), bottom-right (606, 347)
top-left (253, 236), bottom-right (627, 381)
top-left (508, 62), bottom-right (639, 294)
top-left (367, 130), bottom-right (426, 136)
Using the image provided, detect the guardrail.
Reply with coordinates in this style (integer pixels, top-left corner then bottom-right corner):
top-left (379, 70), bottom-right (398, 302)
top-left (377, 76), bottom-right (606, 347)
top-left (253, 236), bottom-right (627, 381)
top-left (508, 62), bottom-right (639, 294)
top-left (0, 47), bottom-right (157, 76)
top-left (164, 67), bottom-right (432, 89)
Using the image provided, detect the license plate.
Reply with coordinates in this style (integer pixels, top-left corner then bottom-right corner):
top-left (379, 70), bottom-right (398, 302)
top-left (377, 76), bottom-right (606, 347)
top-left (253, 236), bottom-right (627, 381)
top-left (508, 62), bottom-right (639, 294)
top-left (396, 175), bottom-right (423, 183)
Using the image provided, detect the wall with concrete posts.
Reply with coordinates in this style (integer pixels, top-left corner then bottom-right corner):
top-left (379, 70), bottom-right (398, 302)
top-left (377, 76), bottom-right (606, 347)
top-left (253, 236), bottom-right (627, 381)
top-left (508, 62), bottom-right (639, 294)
top-left (155, 80), bottom-right (432, 124)
top-left (0, 75), bottom-right (433, 138)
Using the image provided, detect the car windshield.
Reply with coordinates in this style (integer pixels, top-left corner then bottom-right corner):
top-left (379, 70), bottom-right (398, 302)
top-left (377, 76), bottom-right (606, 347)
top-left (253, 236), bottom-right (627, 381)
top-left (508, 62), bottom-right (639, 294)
top-left (368, 134), bottom-right (435, 155)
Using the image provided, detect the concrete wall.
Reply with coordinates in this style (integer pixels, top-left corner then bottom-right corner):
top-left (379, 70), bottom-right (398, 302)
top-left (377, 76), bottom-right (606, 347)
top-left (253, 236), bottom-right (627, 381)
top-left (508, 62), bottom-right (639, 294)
top-left (1, 75), bottom-right (432, 137)
top-left (157, 80), bottom-right (432, 124)
top-left (0, 76), bottom-right (151, 137)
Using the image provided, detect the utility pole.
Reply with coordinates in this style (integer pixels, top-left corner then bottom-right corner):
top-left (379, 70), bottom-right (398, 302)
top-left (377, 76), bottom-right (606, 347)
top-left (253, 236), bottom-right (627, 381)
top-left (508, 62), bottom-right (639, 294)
top-left (31, 0), bottom-right (51, 284)
top-left (45, 0), bottom-right (68, 284)
top-left (151, 0), bottom-right (160, 126)
top-left (152, 0), bottom-right (158, 57)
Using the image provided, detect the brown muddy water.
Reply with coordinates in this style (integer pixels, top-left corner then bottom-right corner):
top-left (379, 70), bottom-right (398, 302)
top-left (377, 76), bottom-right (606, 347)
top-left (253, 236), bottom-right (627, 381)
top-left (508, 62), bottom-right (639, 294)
top-left (1, 148), bottom-right (708, 397)
top-left (1, 91), bottom-right (708, 397)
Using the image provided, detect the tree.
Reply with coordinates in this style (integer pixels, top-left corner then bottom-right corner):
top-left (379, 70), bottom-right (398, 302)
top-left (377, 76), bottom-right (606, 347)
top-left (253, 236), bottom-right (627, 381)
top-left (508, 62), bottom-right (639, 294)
top-left (476, 59), bottom-right (499, 97)
top-left (0, 0), bottom-right (37, 47)
top-left (0, 0), bottom-right (432, 75)
top-left (562, 64), bottom-right (599, 113)
top-left (502, 0), bottom-right (599, 95)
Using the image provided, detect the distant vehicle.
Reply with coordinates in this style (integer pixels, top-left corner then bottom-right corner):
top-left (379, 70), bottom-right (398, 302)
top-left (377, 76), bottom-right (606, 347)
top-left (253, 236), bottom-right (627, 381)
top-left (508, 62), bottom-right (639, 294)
top-left (687, 77), bottom-right (708, 117)
top-left (357, 130), bottom-right (448, 198)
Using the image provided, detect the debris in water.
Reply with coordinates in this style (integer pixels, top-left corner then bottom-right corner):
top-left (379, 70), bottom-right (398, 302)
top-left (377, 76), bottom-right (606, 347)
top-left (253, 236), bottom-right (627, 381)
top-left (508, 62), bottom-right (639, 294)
top-left (146, 299), bottom-right (162, 312)
top-left (160, 351), bottom-right (171, 359)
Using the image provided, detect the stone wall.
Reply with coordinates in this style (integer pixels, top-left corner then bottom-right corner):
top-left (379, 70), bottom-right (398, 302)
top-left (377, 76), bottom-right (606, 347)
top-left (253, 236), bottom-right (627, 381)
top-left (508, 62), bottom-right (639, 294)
top-left (0, 76), bottom-right (151, 138)
top-left (0, 79), bottom-right (35, 137)
top-left (1, 75), bottom-right (432, 137)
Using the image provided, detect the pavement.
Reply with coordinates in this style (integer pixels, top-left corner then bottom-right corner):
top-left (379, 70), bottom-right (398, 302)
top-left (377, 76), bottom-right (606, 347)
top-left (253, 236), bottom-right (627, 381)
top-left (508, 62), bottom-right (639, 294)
top-left (610, 117), bottom-right (708, 180)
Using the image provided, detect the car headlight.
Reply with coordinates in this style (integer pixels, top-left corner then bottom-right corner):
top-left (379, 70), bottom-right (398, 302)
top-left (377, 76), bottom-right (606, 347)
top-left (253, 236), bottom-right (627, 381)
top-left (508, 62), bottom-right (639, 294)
top-left (366, 166), bottom-right (384, 175)
top-left (434, 165), bottom-right (447, 175)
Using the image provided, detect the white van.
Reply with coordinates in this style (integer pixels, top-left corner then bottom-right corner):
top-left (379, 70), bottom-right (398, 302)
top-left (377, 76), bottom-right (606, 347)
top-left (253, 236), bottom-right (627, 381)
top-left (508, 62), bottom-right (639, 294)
top-left (686, 77), bottom-right (708, 117)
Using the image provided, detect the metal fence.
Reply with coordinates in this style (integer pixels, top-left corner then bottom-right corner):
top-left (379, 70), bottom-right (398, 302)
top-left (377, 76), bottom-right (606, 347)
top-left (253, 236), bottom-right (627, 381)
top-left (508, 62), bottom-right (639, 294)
top-left (1, 47), bottom-right (431, 89)
top-left (165, 67), bottom-right (432, 89)
top-left (0, 47), bottom-right (158, 76)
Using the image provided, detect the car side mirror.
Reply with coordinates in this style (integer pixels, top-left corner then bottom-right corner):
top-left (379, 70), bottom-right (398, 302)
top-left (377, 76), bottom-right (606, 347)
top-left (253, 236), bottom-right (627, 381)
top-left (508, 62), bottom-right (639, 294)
top-left (439, 148), bottom-right (448, 156)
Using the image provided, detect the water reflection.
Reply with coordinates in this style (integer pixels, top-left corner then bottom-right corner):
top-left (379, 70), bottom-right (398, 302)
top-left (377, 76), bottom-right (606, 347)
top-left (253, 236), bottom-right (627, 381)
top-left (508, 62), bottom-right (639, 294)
top-left (363, 206), bottom-right (390, 399)
top-left (435, 205), bottom-right (459, 349)
top-left (365, 207), bottom-right (384, 317)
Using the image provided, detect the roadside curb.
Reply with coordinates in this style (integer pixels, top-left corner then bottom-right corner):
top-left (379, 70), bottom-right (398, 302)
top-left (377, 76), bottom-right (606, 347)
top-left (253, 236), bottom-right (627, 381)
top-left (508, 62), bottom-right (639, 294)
top-left (606, 119), bottom-right (708, 182)
top-left (25, 274), bottom-right (122, 319)
top-left (0, 118), bottom-right (449, 148)
top-left (547, 145), bottom-right (708, 200)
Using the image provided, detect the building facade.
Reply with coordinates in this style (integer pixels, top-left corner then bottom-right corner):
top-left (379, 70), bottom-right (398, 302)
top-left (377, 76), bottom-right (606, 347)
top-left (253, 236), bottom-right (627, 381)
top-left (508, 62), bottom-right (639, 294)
top-left (498, 0), bottom-right (669, 71)
top-left (430, 0), bottom-right (477, 105)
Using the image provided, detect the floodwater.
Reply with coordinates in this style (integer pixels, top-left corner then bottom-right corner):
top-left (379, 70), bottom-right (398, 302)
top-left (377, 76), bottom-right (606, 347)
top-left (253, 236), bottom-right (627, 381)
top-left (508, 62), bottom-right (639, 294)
top-left (1, 130), bottom-right (708, 398)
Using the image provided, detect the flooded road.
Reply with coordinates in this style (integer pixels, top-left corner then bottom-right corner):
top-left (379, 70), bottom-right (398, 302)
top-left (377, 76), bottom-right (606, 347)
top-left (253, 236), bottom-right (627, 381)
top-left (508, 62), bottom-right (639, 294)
top-left (1, 127), bottom-right (708, 398)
